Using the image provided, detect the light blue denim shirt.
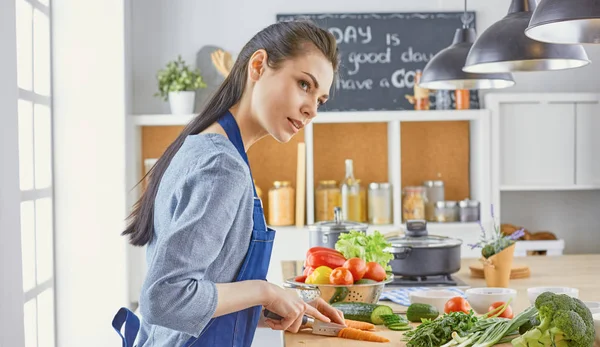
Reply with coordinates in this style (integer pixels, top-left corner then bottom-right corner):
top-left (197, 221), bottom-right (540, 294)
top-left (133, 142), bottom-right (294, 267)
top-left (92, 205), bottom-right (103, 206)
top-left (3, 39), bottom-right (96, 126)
top-left (136, 133), bottom-right (255, 346)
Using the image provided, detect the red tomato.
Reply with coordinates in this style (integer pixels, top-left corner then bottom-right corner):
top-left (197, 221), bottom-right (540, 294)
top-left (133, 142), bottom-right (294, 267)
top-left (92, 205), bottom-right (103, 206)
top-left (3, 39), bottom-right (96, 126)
top-left (363, 262), bottom-right (386, 282)
top-left (306, 251), bottom-right (346, 269)
top-left (302, 266), bottom-right (315, 276)
top-left (306, 246), bottom-right (343, 258)
top-left (444, 297), bottom-right (472, 314)
top-left (294, 275), bottom-right (307, 283)
top-left (488, 301), bottom-right (514, 319)
top-left (329, 267), bottom-right (354, 285)
top-left (342, 258), bottom-right (367, 281)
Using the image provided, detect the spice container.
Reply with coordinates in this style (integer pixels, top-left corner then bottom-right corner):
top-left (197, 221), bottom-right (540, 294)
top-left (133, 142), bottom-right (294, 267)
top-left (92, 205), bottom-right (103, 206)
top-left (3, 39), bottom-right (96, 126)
top-left (433, 201), bottom-right (459, 222)
top-left (268, 181), bottom-right (295, 226)
top-left (357, 179), bottom-right (368, 223)
top-left (402, 186), bottom-right (427, 222)
top-left (423, 180), bottom-right (445, 222)
top-left (315, 180), bottom-right (341, 222)
top-left (459, 199), bottom-right (480, 222)
top-left (368, 183), bottom-right (392, 225)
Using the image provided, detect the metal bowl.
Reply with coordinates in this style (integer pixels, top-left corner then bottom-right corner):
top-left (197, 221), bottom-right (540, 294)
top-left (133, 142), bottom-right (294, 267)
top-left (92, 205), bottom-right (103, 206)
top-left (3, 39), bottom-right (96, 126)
top-left (283, 275), bottom-right (393, 304)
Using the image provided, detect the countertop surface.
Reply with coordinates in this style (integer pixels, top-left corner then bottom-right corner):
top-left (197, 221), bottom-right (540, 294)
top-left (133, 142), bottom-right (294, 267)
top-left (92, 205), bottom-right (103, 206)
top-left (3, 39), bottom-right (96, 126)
top-left (284, 254), bottom-right (600, 347)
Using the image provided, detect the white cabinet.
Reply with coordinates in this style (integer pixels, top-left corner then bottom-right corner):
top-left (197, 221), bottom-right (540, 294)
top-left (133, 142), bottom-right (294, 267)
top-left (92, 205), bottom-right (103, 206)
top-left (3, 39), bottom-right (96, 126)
top-left (499, 102), bottom-right (575, 187)
top-left (488, 93), bottom-right (600, 192)
top-left (576, 102), bottom-right (600, 187)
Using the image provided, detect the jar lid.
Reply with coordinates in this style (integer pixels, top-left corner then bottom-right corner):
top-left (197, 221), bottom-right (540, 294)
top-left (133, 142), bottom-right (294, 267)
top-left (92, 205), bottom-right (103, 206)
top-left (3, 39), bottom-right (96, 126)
top-left (423, 180), bottom-right (444, 187)
top-left (403, 186), bottom-right (425, 193)
top-left (369, 182), bottom-right (391, 190)
top-left (435, 201), bottom-right (457, 208)
top-left (273, 181), bottom-right (291, 187)
top-left (387, 233), bottom-right (462, 248)
top-left (459, 199), bottom-right (480, 208)
top-left (308, 207), bottom-right (368, 233)
top-left (318, 180), bottom-right (337, 185)
top-left (445, 201), bottom-right (458, 207)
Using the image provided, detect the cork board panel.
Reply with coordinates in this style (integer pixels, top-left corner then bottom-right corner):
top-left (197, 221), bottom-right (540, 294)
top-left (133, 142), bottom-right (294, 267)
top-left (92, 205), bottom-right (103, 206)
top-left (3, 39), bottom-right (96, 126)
top-left (401, 121), bottom-right (470, 201)
top-left (248, 129), bottom-right (305, 222)
top-left (313, 123), bottom-right (389, 187)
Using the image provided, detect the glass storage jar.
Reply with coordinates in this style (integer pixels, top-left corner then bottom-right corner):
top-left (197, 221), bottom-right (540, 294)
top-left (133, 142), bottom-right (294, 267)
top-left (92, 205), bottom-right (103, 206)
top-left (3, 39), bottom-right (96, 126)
top-left (368, 183), bottom-right (392, 225)
top-left (268, 181), bottom-right (295, 226)
top-left (402, 186), bottom-right (427, 222)
top-left (459, 199), bottom-right (480, 222)
top-left (433, 201), bottom-right (459, 222)
top-left (315, 180), bottom-right (341, 222)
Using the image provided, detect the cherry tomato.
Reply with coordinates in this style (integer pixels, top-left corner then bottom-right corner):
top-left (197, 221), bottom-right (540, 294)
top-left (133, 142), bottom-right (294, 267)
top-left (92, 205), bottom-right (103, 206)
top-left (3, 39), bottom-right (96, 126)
top-left (488, 301), bottom-right (514, 319)
top-left (363, 262), bottom-right (386, 282)
top-left (329, 267), bottom-right (354, 285)
top-left (444, 297), bottom-right (472, 314)
top-left (306, 246), bottom-right (343, 258)
top-left (342, 258), bottom-right (367, 281)
top-left (294, 275), bottom-right (307, 283)
top-left (306, 251), bottom-right (346, 269)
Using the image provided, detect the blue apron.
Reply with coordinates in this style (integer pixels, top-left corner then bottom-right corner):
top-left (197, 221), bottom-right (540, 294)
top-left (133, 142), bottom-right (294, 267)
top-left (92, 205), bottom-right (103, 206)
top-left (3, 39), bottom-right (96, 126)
top-left (112, 111), bottom-right (276, 347)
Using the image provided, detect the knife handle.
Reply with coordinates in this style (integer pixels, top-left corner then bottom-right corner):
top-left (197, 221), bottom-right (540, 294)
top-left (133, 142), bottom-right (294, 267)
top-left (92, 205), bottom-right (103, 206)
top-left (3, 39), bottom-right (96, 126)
top-left (263, 309), bottom-right (309, 326)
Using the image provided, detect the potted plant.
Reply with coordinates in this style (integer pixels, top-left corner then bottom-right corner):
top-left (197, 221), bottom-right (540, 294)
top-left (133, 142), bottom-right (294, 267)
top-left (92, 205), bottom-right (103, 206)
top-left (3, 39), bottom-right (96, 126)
top-left (468, 206), bottom-right (525, 288)
top-left (155, 55), bottom-right (207, 114)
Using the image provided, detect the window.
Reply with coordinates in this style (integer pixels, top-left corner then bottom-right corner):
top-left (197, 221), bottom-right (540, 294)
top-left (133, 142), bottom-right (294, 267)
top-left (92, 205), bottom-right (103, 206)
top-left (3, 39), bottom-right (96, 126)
top-left (15, 0), bottom-right (55, 346)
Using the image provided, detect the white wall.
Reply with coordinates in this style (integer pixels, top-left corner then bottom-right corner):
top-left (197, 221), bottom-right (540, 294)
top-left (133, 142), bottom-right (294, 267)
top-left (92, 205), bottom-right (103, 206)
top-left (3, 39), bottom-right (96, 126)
top-left (0, 0), bottom-right (26, 345)
top-left (501, 191), bottom-right (600, 255)
top-left (52, 0), bottom-right (130, 345)
top-left (130, 0), bottom-right (600, 115)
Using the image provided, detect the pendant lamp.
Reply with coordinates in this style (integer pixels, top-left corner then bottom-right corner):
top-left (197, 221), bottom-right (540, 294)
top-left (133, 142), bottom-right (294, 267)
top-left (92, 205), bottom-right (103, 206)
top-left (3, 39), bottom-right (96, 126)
top-left (419, 3), bottom-right (515, 90)
top-left (463, 0), bottom-right (590, 73)
top-left (526, 0), bottom-right (600, 44)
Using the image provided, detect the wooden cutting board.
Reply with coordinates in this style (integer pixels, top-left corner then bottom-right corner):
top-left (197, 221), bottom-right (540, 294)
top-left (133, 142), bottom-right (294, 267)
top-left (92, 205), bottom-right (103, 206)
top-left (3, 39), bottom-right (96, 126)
top-left (469, 264), bottom-right (531, 279)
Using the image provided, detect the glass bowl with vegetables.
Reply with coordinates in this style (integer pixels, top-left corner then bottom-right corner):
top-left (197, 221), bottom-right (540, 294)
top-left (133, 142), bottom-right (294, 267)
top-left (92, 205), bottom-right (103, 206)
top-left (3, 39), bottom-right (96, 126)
top-left (285, 231), bottom-right (394, 304)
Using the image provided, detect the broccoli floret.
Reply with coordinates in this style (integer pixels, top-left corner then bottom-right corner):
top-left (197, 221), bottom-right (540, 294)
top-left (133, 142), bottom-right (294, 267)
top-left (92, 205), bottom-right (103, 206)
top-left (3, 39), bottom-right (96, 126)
top-left (511, 292), bottom-right (595, 347)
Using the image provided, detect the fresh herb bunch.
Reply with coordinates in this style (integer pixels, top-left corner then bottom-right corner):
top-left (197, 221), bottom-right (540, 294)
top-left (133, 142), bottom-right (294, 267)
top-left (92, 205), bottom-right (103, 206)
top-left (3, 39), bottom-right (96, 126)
top-left (467, 205), bottom-right (525, 259)
top-left (403, 311), bottom-right (479, 347)
top-left (155, 55), bottom-right (207, 101)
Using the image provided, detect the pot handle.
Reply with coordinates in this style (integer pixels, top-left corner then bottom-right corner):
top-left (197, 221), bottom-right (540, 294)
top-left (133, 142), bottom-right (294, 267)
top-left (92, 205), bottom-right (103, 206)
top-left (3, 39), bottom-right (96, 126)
top-left (393, 247), bottom-right (412, 259)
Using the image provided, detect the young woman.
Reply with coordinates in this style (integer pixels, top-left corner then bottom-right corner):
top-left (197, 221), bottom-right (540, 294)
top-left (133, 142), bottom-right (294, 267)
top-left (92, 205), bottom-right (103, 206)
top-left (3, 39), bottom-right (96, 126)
top-left (112, 20), bottom-right (343, 347)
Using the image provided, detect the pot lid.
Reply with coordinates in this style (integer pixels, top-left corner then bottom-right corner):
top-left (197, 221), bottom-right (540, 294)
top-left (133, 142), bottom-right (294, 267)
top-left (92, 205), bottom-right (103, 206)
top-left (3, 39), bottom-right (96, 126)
top-left (308, 207), bottom-right (368, 233)
top-left (386, 220), bottom-right (462, 248)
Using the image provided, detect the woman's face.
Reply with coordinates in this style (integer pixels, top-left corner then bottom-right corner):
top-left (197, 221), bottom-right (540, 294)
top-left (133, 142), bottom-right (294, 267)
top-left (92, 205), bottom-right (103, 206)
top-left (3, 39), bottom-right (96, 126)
top-left (250, 47), bottom-right (335, 143)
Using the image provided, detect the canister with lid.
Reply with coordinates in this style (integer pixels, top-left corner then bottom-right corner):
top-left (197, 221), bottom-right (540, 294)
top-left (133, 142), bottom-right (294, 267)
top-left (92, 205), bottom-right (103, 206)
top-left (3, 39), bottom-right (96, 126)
top-left (459, 199), bottom-right (480, 222)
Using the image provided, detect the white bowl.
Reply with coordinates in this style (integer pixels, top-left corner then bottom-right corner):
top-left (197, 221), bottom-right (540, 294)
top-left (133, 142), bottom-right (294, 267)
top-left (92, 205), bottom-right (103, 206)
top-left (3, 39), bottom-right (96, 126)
top-left (527, 287), bottom-right (579, 305)
top-left (409, 289), bottom-right (462, 314)
top-left (584, 301), bottom-right (600, 315)
top-left (593, 313), bottom-right (600, 346)
top-left (465, 287), bottom-right (518, 314)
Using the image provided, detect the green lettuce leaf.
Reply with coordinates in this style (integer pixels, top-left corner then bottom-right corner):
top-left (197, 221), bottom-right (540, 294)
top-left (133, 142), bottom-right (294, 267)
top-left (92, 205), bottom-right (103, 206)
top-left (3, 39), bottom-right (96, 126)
top-left (335, 230), bottom-right (393, 271)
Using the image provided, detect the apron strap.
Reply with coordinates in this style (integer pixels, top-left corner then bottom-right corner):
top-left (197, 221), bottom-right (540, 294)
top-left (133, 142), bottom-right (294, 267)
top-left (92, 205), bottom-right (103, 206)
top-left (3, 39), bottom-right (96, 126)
top-left (112, 307), bottom-right (140, 347)
top-left (217, 111), bottom-right (258, 198)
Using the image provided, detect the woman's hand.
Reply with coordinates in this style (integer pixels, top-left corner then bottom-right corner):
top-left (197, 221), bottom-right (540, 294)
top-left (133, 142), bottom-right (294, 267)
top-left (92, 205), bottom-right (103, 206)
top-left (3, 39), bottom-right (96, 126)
top-left (306, 297), bottom-right (345, 325)
top-left (262, 283), bottom-right (331, 333)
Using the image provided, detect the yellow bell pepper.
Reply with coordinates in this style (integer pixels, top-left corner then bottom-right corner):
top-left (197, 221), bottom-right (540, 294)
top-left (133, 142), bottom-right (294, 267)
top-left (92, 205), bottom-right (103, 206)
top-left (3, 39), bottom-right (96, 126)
top-left (306, 266), bottom-right (332, 284)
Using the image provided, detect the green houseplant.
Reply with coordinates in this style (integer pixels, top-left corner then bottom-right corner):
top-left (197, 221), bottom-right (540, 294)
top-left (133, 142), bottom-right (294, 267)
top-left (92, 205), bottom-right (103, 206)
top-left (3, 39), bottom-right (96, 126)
top-left (155, 55), bottom-right (207, 114)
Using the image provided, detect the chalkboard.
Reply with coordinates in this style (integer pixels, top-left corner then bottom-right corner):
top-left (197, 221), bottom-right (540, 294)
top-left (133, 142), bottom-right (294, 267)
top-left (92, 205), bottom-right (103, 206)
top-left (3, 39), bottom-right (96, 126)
top-left (276, 12), bottom-right (480, 112)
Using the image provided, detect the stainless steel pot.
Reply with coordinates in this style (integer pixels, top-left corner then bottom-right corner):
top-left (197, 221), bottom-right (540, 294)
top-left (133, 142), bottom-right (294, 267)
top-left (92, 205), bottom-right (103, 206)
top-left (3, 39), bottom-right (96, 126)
top-left (308, 207), bottom-right (368, 249)
top-left (385, 220), bottom-right (462, 277)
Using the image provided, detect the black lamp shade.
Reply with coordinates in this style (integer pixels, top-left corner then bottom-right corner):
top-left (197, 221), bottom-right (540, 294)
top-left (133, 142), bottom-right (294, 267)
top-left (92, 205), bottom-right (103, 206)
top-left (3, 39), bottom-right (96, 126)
top-left (526, 0), bottom-right (600, 44)
top-left (420, 28), bottom-right (515, 90)
top-left (463, 0), bottom-right (590, 73)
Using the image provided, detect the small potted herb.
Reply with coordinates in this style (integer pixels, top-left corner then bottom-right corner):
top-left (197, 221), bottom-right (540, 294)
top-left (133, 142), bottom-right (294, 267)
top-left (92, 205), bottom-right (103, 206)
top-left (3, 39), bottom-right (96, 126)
top-left (468, 206), bottom-right (525, 287)
top-left (155, 55), bottom-right (207, 114)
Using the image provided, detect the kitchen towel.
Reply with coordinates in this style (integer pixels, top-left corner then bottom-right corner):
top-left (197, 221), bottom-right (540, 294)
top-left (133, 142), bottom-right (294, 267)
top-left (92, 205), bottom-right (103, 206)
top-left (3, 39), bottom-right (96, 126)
top-left (379, 287), bottom-right (466, 306)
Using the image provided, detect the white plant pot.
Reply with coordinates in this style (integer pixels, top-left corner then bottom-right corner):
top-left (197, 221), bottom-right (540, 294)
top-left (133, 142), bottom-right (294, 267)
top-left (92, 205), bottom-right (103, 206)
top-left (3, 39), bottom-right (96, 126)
top-left (168, 91), bottom-right (195, 114)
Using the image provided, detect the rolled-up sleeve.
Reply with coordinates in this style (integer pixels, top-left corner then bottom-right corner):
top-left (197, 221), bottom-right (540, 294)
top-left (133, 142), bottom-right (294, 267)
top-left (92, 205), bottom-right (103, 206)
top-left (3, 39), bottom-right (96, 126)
top-left (140, 152), bottom-right (247, 336)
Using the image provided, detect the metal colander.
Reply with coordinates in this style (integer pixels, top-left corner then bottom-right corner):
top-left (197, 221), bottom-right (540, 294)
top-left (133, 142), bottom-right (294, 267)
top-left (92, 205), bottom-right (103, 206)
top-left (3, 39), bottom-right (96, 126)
top-left (283, 275), bottom-right (393, 304)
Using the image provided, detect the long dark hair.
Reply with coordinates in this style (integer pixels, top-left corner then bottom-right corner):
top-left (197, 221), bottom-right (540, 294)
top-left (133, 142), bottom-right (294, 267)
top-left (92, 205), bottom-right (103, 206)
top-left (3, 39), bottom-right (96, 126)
top-left (123, 20), bottom-right (340, 246)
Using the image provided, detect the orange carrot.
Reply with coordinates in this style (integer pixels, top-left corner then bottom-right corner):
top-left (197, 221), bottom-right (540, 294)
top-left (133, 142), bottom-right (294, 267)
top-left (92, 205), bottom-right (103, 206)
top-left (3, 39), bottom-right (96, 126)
top-left (344, 319), bottom-right (375, 331)
top-left (337, 327), bottom-right (390, 343)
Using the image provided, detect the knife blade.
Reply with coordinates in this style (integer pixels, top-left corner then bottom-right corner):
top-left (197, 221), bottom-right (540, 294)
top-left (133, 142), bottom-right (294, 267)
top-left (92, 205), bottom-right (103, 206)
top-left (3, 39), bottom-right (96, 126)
top-left (263, 309), bottom-right (346, 337)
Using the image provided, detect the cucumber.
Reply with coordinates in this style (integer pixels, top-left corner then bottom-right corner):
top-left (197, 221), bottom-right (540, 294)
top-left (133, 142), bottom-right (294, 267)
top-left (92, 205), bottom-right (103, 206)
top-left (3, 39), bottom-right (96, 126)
top-left (354, 279), bottom-right (378, 284)
top-left (387, 323), bottom-right (413, 331)
top-left (331, 302), bottom-right (394, 325)
top-left (380, 314), bottom-right (408, 326)
top-left (328, 287), bottom-right (349, 304)
top-left (406, 303), bottom-right (439, 323)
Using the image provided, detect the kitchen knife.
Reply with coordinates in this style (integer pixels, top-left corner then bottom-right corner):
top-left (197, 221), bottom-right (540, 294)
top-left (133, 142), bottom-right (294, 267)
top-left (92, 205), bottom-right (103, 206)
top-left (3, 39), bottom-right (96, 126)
top-left (263, 309), bottom-right (346, 337)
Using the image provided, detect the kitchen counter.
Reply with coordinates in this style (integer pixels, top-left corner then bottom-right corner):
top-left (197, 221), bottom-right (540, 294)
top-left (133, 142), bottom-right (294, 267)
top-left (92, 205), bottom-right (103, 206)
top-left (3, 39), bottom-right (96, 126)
top-left (284, 254), bottom-right (600, 347)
